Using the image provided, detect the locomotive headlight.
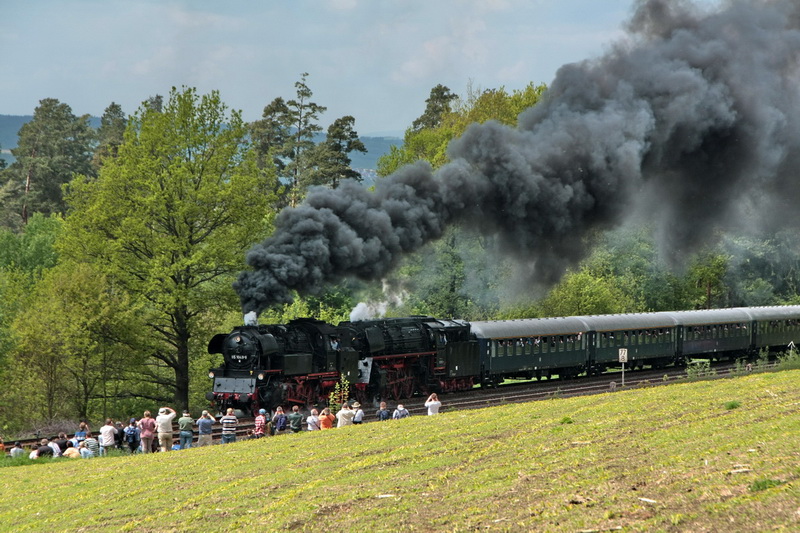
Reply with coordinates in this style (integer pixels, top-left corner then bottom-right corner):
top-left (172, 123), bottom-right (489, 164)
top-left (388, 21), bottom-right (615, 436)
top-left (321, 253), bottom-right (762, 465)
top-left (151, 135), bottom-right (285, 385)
top-left (208, 371), bottom-right (215, 379)
top-left (257, 372), bottom-right (265, 380)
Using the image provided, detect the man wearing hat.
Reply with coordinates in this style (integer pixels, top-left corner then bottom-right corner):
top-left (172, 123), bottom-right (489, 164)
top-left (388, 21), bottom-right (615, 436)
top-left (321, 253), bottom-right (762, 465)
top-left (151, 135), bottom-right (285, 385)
top-left (196, 410), bottom-right (215, 446)
top-left (254, 408), bottom-right (267, 438)
top-left (155, 406), bottom-right (177, 452)
top-left (178, 409), bottom-right (195, 449)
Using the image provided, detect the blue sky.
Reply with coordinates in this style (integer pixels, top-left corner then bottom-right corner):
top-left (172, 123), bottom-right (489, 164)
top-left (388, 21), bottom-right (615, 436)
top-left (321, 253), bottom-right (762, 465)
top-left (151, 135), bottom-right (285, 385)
top-left (1, 0), bottom-right (700, 136)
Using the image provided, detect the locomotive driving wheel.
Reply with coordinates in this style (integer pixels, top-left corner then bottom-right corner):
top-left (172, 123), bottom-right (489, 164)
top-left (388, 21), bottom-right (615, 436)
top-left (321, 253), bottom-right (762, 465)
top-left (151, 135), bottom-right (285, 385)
top-left (386, 367), bottom-right (410, 400)
top-left (388, 368), bottom-right (402, 400)
top-left (401, 367), bottom-right (414, 398)
top-left (352, 386), bottom-right (368, 406)
top-left (294, 381), bottom-right (317, 407)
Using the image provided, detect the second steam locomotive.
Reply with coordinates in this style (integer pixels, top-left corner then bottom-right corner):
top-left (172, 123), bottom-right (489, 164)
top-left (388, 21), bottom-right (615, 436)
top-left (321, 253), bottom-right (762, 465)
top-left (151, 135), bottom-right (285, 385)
top-left (207, 306), bottom-right (800, 414)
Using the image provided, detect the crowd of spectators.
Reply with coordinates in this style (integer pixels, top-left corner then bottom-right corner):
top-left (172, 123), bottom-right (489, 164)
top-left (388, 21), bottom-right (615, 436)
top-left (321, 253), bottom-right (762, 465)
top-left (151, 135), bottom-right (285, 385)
top-left (3, 396), bottom-right (442, 460)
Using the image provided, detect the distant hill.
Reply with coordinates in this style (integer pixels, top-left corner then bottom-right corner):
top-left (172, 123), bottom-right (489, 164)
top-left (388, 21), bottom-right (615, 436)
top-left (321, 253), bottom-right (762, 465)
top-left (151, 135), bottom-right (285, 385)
top-left (0, 115), bottom-right (400, 171)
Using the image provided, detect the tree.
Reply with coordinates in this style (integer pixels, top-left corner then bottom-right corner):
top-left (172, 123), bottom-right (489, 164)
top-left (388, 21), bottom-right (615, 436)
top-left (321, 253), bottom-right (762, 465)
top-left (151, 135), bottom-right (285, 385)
top-left (536, 270), bottom-right (632, 317)
top-left (251, 73), bottom-right (326, 206)
top-left (60, 87), bottom-right (277, 409)
top-left (7, 261), bottom-right (146, 423)
top-left (412, 84), bottom-right (458, 132)
top-left (250, 97), bottom-right (292, 173)
top-left (0, 213), bottom-right (62, 407)
top-left (378, 82), bottom-right (547, 176)
top-left (92, 102), bottom-right (127, 170)
top-left (686, 252), bottom-right (729, 309)
top-left (304, 115), bottom-right (367, 189)
top-left (1, 99), bottom-right (94, 226)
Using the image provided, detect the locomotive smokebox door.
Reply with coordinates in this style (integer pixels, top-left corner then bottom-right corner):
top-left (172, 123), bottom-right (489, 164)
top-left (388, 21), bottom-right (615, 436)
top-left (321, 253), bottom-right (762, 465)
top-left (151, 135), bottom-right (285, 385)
top-left (339, 348), bottom-right (360, 381)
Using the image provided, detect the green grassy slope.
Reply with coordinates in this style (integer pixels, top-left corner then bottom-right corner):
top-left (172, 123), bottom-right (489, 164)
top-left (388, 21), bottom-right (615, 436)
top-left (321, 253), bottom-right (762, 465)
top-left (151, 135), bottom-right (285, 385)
top-left (2, 371), bottom-right (799, 532)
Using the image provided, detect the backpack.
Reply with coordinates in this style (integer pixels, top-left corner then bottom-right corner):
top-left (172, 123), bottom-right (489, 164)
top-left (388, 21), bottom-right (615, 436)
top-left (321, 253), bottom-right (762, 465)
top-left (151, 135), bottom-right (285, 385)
top-left (124, 426), bottom-right (139, 443)
top-left (275, 414), bottom-right (288, 431)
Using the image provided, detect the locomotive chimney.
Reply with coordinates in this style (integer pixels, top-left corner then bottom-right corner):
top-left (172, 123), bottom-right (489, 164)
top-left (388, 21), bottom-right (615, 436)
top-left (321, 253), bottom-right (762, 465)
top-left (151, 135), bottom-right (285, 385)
top-left (244, 311), bottom-right (258, 326)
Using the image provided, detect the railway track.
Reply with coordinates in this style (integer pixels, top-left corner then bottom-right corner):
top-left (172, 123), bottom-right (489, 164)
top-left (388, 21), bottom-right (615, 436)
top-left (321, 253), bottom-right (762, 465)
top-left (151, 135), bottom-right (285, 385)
top-left (396, 359), bottom-right (764, 416)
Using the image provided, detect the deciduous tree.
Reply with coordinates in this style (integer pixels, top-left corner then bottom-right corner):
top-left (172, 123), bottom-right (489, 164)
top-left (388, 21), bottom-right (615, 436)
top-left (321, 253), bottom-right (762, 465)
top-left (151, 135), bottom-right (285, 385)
top-left (60, 87), bottom-right (277, 409)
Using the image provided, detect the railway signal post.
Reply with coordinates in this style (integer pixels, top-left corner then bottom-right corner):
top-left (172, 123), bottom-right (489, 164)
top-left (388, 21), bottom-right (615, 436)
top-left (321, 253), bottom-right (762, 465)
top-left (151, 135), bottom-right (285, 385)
top-left (619, 348), bottom-right (628, 387)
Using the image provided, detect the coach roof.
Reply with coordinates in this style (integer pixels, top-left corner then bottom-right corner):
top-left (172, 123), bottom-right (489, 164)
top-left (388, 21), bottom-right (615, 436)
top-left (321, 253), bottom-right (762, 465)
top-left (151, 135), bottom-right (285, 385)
top-left (469, 316), bottom-right (592, 339)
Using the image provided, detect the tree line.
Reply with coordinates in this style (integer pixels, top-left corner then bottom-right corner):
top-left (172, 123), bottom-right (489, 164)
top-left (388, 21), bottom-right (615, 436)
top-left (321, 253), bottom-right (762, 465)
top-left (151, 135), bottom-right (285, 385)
top-left (1, 76), bottom-right (798, 436)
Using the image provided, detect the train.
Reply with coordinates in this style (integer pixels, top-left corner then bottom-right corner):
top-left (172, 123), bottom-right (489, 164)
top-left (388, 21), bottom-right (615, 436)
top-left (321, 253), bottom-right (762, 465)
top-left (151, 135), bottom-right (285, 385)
top-left (206, 305), bottom-right (800, 414)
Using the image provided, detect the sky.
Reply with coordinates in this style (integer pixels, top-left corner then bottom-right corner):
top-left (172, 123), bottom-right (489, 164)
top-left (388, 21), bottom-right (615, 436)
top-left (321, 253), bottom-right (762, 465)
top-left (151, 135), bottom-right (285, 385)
top-left (1, 0), bottom-right (700, 137)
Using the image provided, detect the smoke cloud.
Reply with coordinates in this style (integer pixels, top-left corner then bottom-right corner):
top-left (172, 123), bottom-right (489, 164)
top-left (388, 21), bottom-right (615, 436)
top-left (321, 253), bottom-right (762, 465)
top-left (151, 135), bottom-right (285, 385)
top-left (236, 0), bottom-right (800, 315)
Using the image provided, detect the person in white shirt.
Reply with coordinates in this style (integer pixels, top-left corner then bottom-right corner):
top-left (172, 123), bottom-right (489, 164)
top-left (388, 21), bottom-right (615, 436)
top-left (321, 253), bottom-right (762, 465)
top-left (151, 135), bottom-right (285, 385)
top-left (155, 407), bottom-right (177, 452)
top-left (336, 403), bottom-right (355, 427)
top-left (351, 402), bottom-right (364, 424)
top-left (306, 409), bottom-right (320, 431)
top-left (424, 393), bottom-right (442, 415)
top-left (99, 419), bottom-right (118, 455)
top-left (9, 442), bottom-right (25, 458)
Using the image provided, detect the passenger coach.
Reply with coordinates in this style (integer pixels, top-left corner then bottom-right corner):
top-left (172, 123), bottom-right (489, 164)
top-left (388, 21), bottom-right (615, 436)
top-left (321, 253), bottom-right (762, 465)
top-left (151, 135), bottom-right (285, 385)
top-left (470, 306), bottom-right (800, 386)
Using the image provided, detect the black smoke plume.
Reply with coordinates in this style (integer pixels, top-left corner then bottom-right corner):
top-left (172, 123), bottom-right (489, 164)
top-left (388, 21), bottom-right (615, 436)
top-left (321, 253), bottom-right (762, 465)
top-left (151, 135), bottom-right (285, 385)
top-left (236, 0), bottom-right (800, 315)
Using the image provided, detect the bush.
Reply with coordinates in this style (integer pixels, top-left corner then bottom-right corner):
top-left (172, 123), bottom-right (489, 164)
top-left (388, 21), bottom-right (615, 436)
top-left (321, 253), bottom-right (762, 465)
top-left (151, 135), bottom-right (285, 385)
top-left (776, 348), bottom-right (800, 371)
top-left (686, 360), bottom-right (715, 380)
top-left (723, 400), bottom-right (741, 410)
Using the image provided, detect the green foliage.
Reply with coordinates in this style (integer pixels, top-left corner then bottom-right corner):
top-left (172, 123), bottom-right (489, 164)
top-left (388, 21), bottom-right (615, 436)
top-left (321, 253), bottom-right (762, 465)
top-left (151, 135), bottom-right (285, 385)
top-left (559, 416), bottom-right (574, 424)
top-left (60, 86), bottom-right (277, 408)
top-left (251, 73), bottom-right (328, 207)
top-left (328, 375), bottom-right (350, 414)
top-left (257, 286), bottom-right (354, 325)
top-left (535, 270), bottom-right (631, 318)
top-left (0, 98), bottom-right (94, 228)
top-left (2, 261), bottom-right (147, 428)
top-left (724, 400), bottom-right (741, 410)
top-left (0, 212), bottom-right (61, 273)
top-left (377, 82), bottom-right (547, 177)
top-left (776, 348), bottom-right (800, 371)
top-left (685, 360), bottom-right (715, 380)
top-left (92, 101), bottom-right (126, 170)
top-left (411, 84), bottom-right (458, 132)
top-left (686, 251), bottom-right (730, 309)
top-left (303, 115), bottom-right (367, 189)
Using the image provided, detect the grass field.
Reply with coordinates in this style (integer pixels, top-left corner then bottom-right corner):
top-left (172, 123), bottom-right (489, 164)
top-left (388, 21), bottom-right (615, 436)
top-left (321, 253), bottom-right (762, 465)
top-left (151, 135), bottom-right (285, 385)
top-left (2, 370), bottom-right (799, 532)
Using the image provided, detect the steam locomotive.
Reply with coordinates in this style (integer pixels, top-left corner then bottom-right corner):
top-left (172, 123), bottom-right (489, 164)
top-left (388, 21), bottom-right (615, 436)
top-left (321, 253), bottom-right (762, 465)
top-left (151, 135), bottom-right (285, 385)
top-left (207, 305), bottom-right (800, 414)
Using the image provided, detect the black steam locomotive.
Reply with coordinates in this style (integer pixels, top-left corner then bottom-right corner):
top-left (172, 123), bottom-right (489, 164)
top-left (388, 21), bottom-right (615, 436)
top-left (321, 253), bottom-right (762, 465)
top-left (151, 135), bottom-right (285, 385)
top-left (207, 305), bottom-right (800, 414)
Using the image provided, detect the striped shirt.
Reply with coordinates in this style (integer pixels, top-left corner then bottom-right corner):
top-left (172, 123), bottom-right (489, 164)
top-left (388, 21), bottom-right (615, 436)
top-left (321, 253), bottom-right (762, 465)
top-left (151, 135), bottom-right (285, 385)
top-left (84, 437), bottom-right (100, 456)
top-left (220, 414), bottom-right (238, 435)
top-left (254, 414), bottom-right (266, 435)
